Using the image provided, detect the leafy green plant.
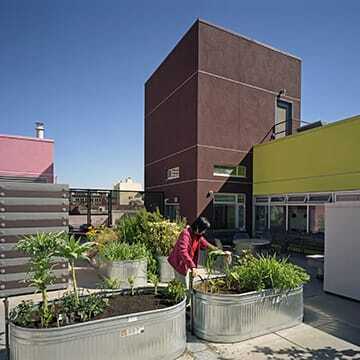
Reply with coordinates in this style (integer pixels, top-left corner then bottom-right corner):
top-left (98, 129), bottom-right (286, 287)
top-left (77, 293), bottom-right (108, 322)
top-left (17, 232), bottom-right (61, 327)
top-left (58, 234), bottom-right (94, 303)
top-left (91, 226), bottom-right (118, 249)
top-left (149, 274), bottom-right (160, 295)
top-left (166, 279), bottom-right (187, 303)
top-left (199, 249), bottom-right (226, 293)
top-left (60, 292), bottom-right (108, 324)
top-left (9, 301), bottom-right (35, 327)
top-left (98, 241), bottom-right (148, 262)
top-left (101, 277), bottom-right (121, 290)
top-left (205, 250), bottom-right (225, 275)
top-left (61, 292), bottom-right (78, 321)
top-left (115, 210), bottom-right (159, 245)
top-left (114, 210), bottom-right (185, 277)
top-left (228, 254), bottom-right (310, 292)
top-left (207, 278), bottom-right (226, 294)
top-left (147, 220), bottom-right (183, 256)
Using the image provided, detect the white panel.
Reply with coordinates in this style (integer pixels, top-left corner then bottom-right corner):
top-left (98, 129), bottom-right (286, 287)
top-left (324, 202), bottom-right (360, 301)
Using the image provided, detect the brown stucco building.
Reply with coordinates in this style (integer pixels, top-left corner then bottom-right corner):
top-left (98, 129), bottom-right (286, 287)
top-left (145, 19), bottom-right (301, 235)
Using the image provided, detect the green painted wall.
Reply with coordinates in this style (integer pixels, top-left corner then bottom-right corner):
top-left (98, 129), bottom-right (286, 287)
top-left (253, 115), bottom-right (360, 195)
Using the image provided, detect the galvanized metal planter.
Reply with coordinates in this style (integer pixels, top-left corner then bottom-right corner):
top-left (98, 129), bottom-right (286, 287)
top-left (99, 259), bottom-right (147, 288)
top-left (157, 256), bottom-right (174, 283)
top-left (192, 286), bottom-right (303, 343)
top-left (10, 291), bottom-right (186, 360)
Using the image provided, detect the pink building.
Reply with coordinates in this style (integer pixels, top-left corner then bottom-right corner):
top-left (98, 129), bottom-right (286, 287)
top-left (0, 123), bottom-right (54, 183)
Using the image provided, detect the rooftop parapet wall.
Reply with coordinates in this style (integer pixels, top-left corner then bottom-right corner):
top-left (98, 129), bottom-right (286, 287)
top-left (253, 115), bottom-right (360, 195)
top-left (0, 134), bottom-right (54, 183)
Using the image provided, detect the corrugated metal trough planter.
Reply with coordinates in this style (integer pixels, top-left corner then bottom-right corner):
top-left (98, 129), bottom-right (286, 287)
top-left (157, 256), bottom-right (174, 283)
top-left (192, 285), bottom-right (303, 343)
top-left (10, 288), bottom-right (186, 360)
top-left (99, 259), bottom-right (147, 288)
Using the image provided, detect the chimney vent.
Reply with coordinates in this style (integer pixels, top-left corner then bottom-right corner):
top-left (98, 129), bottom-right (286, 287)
top-left (35, 122), bottom-right (44, 139)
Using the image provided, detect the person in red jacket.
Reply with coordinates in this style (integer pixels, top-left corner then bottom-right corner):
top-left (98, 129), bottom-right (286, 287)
top-left (168, 217), bottom-right (231, 287)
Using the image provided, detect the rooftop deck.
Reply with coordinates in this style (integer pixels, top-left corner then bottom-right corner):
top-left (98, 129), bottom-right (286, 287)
top-left (1, 254), bottom-right (359, 360)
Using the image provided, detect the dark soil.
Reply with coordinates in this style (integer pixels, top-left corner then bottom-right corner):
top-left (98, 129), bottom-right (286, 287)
top-left (12, 292), bottom-right (177, 329)
top-left (96, 293), bottom-right (173, 320)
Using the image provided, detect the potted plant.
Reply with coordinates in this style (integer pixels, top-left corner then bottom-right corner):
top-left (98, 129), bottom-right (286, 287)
top-left (147, 219), bottom-right (183, 283)
top-left (192, 251), bottom-right (310, 343)
top-left (97, 240), bottom-right (149, 288)
top-left (9, 232), bottom-right (187, 360)
top-left (114, 210), bottom-right (184, 283)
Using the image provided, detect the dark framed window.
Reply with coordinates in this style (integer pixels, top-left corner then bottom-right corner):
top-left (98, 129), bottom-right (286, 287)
top-left (213, 193), bottom-right (246, 230)
top-left (275, 100), bottom-right (292, 138)
top-left (213, 165), bottom-right (246, 178)
top-left (255, 205), bottom-right (268, 233)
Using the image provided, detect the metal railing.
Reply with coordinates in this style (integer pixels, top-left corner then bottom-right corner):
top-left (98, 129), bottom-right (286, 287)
top-left (259, 119), bottom-right (312, 144)
top-left (68, 188), bottom-right (164, 230)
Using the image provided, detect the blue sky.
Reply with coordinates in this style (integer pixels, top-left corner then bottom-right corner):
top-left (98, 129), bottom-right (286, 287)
top-left (1, 0), bottom-right (359, 188)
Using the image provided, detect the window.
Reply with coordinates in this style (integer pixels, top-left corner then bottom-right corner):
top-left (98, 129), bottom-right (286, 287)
top-left (309, 205), bottom-right (325, 234)
top-left (165, 200), bottom-right (180, 221)
top-left (270, 206), bottom-right (286, 232)
top-left (255, 196), bottom-right (269, 204)
top-left (213, 165), bottom-right (246, 178)
top-left (335, 192), bottom-right (360, 202)
top-left (167, 167), bottom-right (180, 180)
top-left (271, 196), bottom-right (285, 203)
top-left (275, 100), bottom-right (292, 139)
top-left (214, 194), bottom-right (237, 203)
top-left (214, 204), bottom-right (236, 229)
top-left (213, 193), bottom-right (246, 230)
top-left (287, 195), bottom-right (307, 203)
top-left (255, 206), bottom-right (268, 233)
top-left (288, 206), bottom-right (307, 232)
top-left (308, 194), bottom-right (332, 203)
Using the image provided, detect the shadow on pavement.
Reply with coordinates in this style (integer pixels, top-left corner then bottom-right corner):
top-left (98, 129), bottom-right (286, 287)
top-left (252, 345), bottom-right (360, 360)
top-left (290, 253), bottom-right (360, 347)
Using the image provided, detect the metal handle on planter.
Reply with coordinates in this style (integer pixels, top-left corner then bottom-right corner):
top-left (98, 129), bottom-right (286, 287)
top-left (189, 270), bottom-right (194, 335)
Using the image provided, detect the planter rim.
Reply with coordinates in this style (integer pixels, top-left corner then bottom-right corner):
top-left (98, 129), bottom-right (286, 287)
top-left (10, 288), bottom-right (185, 333)
top-left (193, 284), bottom-right (303, 300)
top-left (99, 258), bottom-right (147, 264)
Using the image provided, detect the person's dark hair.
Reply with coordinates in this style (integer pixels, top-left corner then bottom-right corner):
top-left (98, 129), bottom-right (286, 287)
top-left (191, 217), bottom-right (211, 234)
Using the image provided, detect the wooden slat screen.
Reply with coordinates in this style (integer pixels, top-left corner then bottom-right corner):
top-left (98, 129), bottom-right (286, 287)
top-left (0, 181), bottom-right (69, 297)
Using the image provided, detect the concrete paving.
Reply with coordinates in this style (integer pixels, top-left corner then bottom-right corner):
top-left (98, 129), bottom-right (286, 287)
top-left (180, 325), bottom-right (360, 360)
top-left (1, 255), bottom-right (360, 359)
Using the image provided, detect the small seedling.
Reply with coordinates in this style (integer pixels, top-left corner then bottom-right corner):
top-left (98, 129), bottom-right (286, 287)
top-left (166, 279), bottom-right (186, 303)
top-left (102, 277), bottom-right (121, 290)
top-left (201, 249), bottom-right (226, 293)
top-left (128, 276), bottom-right (135, 296)
top-left (149, 274), bottom-right (160, 295)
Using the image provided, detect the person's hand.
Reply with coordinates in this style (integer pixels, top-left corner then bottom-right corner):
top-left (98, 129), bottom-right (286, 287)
top-left (224, 251), bottom-right (232, 264)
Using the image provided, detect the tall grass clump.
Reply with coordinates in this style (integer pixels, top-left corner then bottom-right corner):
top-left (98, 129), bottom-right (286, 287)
top-left (98, 241), bottom-right (149, 262)
top-left (228, 254), bottom-right (310, 293)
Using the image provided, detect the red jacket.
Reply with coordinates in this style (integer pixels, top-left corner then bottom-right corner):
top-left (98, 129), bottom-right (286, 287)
top-left (168, 226), bottom-right (210, 276)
